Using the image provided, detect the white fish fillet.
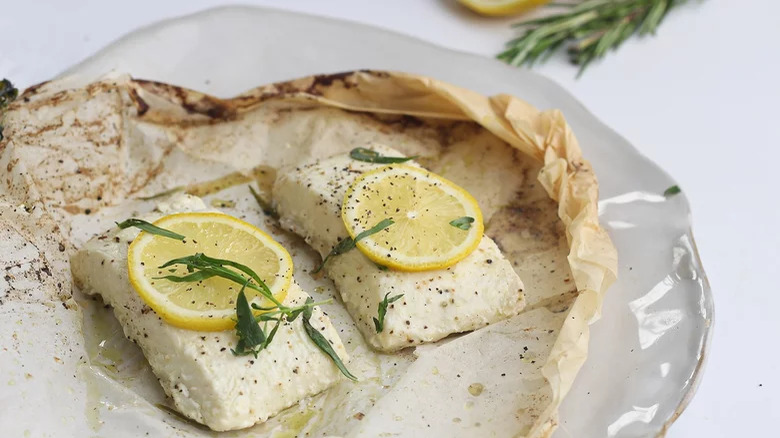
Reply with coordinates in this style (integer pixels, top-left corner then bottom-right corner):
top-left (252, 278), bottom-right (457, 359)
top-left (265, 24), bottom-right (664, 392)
top-left (273, 145), bottom-right (526, 351)
top-left (70, 195), bottom-right (348, 431)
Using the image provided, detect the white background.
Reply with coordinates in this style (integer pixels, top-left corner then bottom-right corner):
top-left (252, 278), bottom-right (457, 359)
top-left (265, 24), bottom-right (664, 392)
top-left (2, 0), bottom-right (778, 436)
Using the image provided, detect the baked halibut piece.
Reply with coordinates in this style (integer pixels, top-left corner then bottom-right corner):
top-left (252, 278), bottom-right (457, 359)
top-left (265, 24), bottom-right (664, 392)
top-left (273, 145), bottom-right (526, 352)
top-left (71, 195), bottom-right (349, 431)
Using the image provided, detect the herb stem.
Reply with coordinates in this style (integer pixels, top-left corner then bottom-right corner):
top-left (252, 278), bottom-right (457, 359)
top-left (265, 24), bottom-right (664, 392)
top-left (252, 299), bottom-right (332, 321)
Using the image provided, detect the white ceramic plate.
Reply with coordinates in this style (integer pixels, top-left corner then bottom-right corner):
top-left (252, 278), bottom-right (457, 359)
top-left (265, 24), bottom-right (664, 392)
top-left (58, 6), bottom-right (713, 437)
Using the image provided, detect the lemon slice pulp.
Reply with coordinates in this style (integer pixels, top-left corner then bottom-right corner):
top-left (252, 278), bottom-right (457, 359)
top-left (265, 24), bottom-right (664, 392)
top-left (341, 164), bottom-right (484, 271)
top-left (127, 212), bottom-right (292, 331)
top-left (458, 0), bottom-right (549, 16)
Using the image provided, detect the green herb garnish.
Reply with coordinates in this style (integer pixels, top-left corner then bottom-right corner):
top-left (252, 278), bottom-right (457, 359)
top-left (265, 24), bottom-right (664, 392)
top-left (301, 300), bottom-right (357, 381)
top-left (0, 78), bottom-right (19, 142)
top-left (349, 147), bottom-right (417, 164)
top-left (0, 79), bottom-right (18, 109)
top-left (116, 218), bottom-right (186, 240)
top-left (664, 185), bottom-right (681, 197)
top-left (313, 218), bottom-right (394, 273)
top-left (449, 216), bottom-right (475, 230)
top-left (373, 293), bottom-right (404, 333)
top-left (155, 252), bottom-right (284, 308)
top-left (231, 280), bottom-right (273, 357)
top-left (157, 252), bottom-right (355, 379)
top-left (249, 185), bottom-right (279, 219)
top-left (249, 298), bottom-right (331, 322)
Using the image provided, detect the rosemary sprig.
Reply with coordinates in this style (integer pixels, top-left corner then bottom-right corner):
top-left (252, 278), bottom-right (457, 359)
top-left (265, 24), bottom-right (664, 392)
top-left (313, 218), bottom-right (394, 273)
top-left (117, 218), bottom-right (186, 240)
top-left (498, 0), bottom-right (690, 75)
top-left (156, 252), bottom-right (355, 379)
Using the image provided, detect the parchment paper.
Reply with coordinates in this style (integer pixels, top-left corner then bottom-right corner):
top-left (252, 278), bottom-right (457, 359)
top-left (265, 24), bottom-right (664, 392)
top-left (0, 71), bottom-right (617, 437)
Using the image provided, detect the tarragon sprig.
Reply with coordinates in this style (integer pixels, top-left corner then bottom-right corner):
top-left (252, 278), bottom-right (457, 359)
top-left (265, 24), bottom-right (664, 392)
top-left (232, 280), bottom-right (275, 358)
top-left (157, 252), bottom-right (355, 379)
top-left (155, 252), bottom-right (286, 309)
top-left (373, 293), bottom-right (404, 333)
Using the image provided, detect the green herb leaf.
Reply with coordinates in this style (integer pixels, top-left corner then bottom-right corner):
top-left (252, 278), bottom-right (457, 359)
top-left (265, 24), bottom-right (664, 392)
top-left (349, 147), bottom-right (416, 164)
top-left (354, 218), bottom-right (395, 242)
top-left (231, 283), bottom-right (267, 358)
top-left (449, 216), bottom-right (475, 230)
top-left (302, 307), bottom-right (357, 381)
top-left (255, 314), bottom-right (281, 322)
top-left (156, 253), bottom-right (344, 365)
top-left (287, 304), bottom-right (309, 323)
top-left (251, 303), bottom-right (279, 312)
top-left (249, 185), bottom-right (279, 219)
top-left (313, 218), bottom-right (394, 273)
top-left (263, 320), bottom-right (282, 349)
top-left (155, 270), bottom-right (217, 283)
top-left (375, 263), bottom-right (389, 271)
top-left (116, 218), bottom-right (186, 240)
top-left (664, 185), bottom-right (681, 197)
top-left (0, 79), bottom-right (18, 109)
top-left (373, 293), bottom-right (404, 333)
top-left (0, 79), bottom-right (18, 142)
top-left (302, 297), bottom-right (315, 321)
top-left (285, 308), bottom-right (305, 322)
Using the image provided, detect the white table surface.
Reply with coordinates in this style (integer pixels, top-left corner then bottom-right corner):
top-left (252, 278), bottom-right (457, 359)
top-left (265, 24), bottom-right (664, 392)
top-left (2, 1), bottom-right (778, 436)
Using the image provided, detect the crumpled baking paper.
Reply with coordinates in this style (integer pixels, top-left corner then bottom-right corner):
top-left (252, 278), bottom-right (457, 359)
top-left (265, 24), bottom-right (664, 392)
top-left (0, 71), bottom-right (617, 437)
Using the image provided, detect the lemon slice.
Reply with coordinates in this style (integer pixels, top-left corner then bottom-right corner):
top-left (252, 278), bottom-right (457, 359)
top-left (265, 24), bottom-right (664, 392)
top-left (341, 164), bottom-right (484, 271)
top-left (458, 0), bottom-right (549, 16)
top-left (127, 212), bottom-right (293, 331)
